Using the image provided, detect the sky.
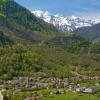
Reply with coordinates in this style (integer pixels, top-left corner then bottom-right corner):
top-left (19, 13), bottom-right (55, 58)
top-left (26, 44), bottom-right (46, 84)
top-left (15, 0), bottom-right (100, 19)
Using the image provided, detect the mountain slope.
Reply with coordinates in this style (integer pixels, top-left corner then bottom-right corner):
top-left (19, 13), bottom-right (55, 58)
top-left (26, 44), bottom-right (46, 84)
top-left (0, 30), bottom-right (13, 45)
top-left (0, 0), bottom-right (60, 43)
top-left (32, 10), bottom-right (100, 33)
top-left (72, 23), bottom-right (100, 42)
top-left (0, 34), bottom-right (100, 79)
top-left (45, 34), bottom-right (90, 53)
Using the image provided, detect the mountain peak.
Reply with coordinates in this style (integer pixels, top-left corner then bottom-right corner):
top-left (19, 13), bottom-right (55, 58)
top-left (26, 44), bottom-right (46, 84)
top-left (69, 15), bottom-right (77, 19)
top-left (32, 10), bottom-right (100, 33)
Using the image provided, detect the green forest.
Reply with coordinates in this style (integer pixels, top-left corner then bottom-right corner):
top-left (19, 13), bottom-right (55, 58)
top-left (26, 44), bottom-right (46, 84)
top-left (0, 30), bottom-right (100, 80)
top-left (0, 0), bottom-right (100, 81)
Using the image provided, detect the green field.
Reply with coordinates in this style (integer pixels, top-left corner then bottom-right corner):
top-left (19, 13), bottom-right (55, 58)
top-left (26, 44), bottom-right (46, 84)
top-left (44, 92), bottom-right (100, 100)
top-left (6, 88), bottom-right (100, 100)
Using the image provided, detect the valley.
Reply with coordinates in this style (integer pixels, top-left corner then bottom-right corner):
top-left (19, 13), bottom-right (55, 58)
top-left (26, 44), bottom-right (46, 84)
top-left (0, 0), bottom-right (100, 100)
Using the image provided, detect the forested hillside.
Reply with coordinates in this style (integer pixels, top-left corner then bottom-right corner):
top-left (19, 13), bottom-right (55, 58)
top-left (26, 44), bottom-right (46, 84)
top-left (0, 0), bottom-right (61, 43)
top-left (0, 33), bottom-right (100, 80)
top-left (0, 0), bottom-right (100, 81)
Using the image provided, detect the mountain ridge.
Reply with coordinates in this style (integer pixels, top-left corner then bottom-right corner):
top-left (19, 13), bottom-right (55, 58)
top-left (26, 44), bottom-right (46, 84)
top-left (32, 10), bottom-right (100, 33)
top-left (73, 23), bottom-right (100, 42)
top-left (0, 0), bottom-right (61, 43)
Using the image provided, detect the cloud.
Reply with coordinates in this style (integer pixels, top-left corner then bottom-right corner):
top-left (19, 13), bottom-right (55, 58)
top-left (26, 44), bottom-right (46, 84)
top-left (73, 11), bottom-right (100, 19)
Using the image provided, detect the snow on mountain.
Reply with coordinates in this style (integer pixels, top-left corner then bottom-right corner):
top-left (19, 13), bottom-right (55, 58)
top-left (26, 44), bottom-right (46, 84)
top-left (32, 10), bottom-right (100, 33)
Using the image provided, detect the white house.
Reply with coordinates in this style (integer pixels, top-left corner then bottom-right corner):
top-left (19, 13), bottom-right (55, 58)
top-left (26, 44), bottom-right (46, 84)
top-left (83, 87), bottom-right (100, 93)
top-left (83, 88), bottom-right (93, 93)
top-left (76, 87), bottom-right (100, 93)
top-left (76, 87), bottom-right (85, 92)
top-left (76, 88), bottom-right (82, 92)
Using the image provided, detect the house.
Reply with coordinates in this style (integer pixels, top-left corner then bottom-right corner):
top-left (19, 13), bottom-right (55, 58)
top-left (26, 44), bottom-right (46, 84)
top-left (6, 80), bottom-right (18, 85)
top-left (75, 87), bottom-right (85, 92)
top-left (83, 87), bottom-right (100, 93)
top-left (76, 88), bottom-right (82, 92)
top-left (76, 87), bottom-right (100, 93)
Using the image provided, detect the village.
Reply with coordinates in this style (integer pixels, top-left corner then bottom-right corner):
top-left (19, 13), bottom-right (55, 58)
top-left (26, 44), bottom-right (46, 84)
top-left (0, 76), bottom-right (100, 100)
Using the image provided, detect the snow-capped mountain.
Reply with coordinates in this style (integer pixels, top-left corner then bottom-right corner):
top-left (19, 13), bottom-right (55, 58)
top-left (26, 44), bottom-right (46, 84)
top-left (32, 10), bottom-right (100, 33)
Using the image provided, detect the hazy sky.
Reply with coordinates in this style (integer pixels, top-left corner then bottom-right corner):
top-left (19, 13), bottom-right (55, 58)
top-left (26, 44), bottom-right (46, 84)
top-left (15, 0), bottom-right (100, 19)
